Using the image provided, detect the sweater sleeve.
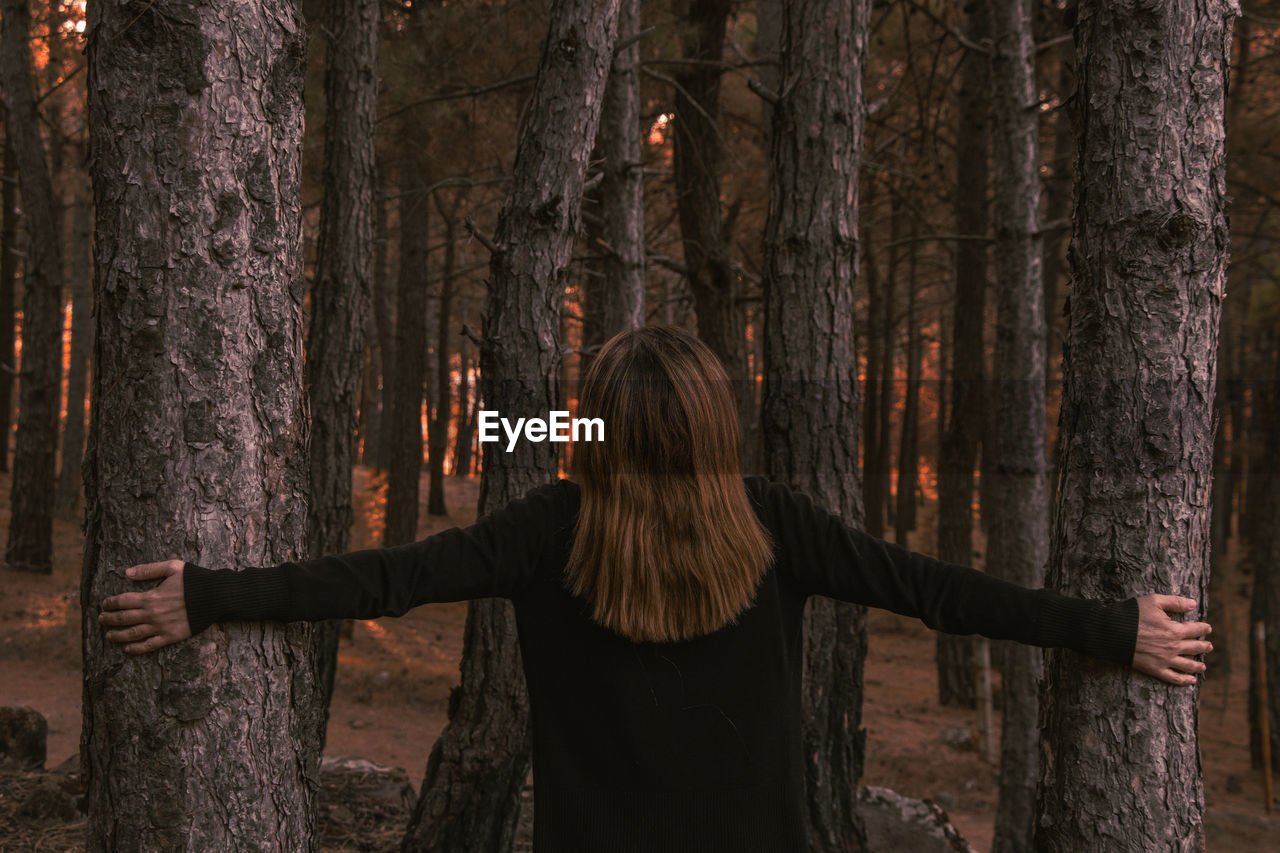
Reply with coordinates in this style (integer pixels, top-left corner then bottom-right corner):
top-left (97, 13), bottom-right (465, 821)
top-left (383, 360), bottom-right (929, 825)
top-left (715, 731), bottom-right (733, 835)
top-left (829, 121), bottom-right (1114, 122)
top-left (757, 479), bottom-right (1138, 667)
top-left (182, 479), bottom-right (571, 637)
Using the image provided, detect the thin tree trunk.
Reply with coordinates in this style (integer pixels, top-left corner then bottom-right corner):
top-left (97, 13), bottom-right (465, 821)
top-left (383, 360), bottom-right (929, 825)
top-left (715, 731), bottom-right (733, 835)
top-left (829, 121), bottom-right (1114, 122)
top-left (400, 2), bottom-right (621, 849)
top-left (1249, 333), bottom-right (1279, 771)
top-left (384, 132), bottom-right (431, 547)
top-left (453, 297), bottom-right (474, 478)
top-left (988, 1), bottom-right (1047, 849)
top-left (762, 0), bottom-right (868, 849)
top-left (307, 0), bottom-right (378, 742)
top-left (875, 197), bottom-right (900, 535)
top-left (1034, 1), bottom-right (1232, 848)
top-left (895, 235), bottom-right (921, 548)
top-left (861, 175), bottom-right (883, 539)
top-left (581, 0), bottom-right (644, 374)
top-left (82, 2), bottom-right (321, 848)
top-left (671, 0), bottom-right (755, 470)
top-left (935, 0), bottom-right (989, 711)
top-left (0, 125), bottom-right (17, 474)
top-left (1, 0), bottom-right (65, 574)
top-left (54, 190), bottom-right (92, 520)
top-left (370, 187), bottom-right (394, 471)
top-left (428, 194), bottom-right (461, 516)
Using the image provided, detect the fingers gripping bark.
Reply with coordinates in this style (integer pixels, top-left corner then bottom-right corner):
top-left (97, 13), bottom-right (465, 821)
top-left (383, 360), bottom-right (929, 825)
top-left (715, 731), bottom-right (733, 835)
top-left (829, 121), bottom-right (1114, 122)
top-left (98, 559), bottom-right (192, 654)
top-left (1131, 593), bottom-right (1213, 686)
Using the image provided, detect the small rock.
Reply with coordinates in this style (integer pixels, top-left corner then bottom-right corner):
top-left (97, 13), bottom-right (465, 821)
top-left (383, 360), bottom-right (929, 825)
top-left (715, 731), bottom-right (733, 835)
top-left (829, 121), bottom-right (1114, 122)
top-left (17, 778), bottom-right (78, 822)
top-left (941, 726), bottom-right (973, 750)
top-left (932, 791), bottom-right (958, 811)
top-left (858, 785), bottom-right (975, 853)
top-left (0, 706), bottom-right (47, 771)
top-left (349, 718), bottom-right (368, 730)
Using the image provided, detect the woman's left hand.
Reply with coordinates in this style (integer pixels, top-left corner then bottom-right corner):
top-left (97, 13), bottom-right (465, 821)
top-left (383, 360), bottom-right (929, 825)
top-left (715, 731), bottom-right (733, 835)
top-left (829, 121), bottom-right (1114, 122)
top-left (98, 560), bottom-right (191, 654)
top-left (1131, 594), bottom-right (1212, 686)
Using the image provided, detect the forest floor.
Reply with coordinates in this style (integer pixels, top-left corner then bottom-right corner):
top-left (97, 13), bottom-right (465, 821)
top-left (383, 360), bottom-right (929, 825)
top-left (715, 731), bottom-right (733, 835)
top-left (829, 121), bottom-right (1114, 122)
top-left (0, 467), bottom-right (1276, 851)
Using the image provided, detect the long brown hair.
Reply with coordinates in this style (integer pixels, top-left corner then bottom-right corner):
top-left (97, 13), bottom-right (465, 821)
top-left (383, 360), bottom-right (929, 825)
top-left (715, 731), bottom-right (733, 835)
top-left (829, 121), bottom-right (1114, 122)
top-left (565, 325), bottom-right (774, 642)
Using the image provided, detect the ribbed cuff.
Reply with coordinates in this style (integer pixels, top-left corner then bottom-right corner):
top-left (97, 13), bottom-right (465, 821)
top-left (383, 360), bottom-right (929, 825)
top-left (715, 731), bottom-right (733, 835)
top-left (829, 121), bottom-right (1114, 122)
top-left (1036, 594), bottom-right (1139, 667)
top-left (182, 562), bottom-right (291, 636)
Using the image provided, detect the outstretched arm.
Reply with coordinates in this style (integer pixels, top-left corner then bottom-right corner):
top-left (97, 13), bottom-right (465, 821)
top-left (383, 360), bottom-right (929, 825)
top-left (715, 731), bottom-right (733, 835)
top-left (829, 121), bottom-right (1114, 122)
top-left (755, 479), bottom-right (1212, 687)
top-left (99, 480), bottom-right (571, 653)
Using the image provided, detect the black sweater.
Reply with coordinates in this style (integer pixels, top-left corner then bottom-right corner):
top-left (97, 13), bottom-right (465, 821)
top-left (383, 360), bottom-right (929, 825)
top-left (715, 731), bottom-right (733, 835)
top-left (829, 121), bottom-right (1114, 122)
top-left (182, 476), bottom-right (1138, 853)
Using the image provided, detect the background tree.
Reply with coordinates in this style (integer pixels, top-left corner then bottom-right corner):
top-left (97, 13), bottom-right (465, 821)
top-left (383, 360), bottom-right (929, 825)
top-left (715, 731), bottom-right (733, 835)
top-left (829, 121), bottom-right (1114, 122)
top-left (1034, 0), bottom-right (1233, 848)
top-left (0, 119), bottom-right (17, 475)
top-left (1, 0), bottom-right (65, 573)
top-left (54, 190), bottom-right (93, 520)
top-left (988, 0), bottom-right (1047, 848)
top-left (761, 2), bottom-right (869, 850)
top-left (581, 0), bottom-right (644, 371)
top-left (400, 1), bottom-right (622, 849)
top-left (669, 0), bottom-right (757, 469)
top-left (934, 0), bottom-right (989, 711)
top-left (306, 0), bottom-right (379, 733)
top-left (384, 105), bottom-right (431, 547)
top-left (81, 0), bottom-right (323, 848)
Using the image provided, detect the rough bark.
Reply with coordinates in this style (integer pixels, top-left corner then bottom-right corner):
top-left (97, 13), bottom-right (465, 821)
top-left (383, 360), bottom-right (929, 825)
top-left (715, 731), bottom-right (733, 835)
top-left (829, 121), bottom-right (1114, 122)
top-left (671, 0), bottom-right (755, 469)
top-left (935, 0), bottom-right (989, 711)
top-left (0, 126), bottom-right (16, 474)
top-left (988, 1), bottom-right (1047, 849)
top-left (307, 0), bottom-right (379, 741)
top-left (1034, 1), bottom-right (1232, 849)
top-left (54, 191), bottom-right (93, 520)
top-left (384, 131), bottom-right (430, 547)
top-left (82, 1), bottom-right (321, 848)
top-left (581, 0), bottom-right (644, 372)
top-left (1, 0), bottom-right (65, 573)
top-left (399, 2), bottom-right (621, 850)
top-left (761, 0), bottom-right (869, 849)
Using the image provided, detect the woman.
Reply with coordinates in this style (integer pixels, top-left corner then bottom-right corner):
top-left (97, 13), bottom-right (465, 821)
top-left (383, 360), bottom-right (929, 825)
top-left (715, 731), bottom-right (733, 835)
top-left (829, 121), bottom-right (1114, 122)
top-left (100, 325), bottom-right (1212, 852)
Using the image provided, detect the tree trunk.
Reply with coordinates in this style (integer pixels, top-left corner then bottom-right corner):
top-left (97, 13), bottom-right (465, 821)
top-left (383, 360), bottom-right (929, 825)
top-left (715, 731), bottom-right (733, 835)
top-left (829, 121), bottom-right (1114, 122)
top-left (894, 235), bottom-right (920, 548)
top-left (384, 132), bottom-right (431, 547)
top-left (54, 190), bottom-right (93, 521)
top-left (399, 2), bottom-right (621, 850)
top-left (0, 125), bottom-right (17, 474)
top-left (671, 0), bottom-right (755, 469)
top-left (934, 0), bottom-right (989, 711)
top-left (988, 1), bottom-right (1047, 849)
top-left (82, 2), bottom-right (321, 848)
top-left (1034, 1), bottom-right (1232, 848)
top-left (761, 0), bottom-right (868, 849)
top-left (307, 0), bottom-right (378, 741)
top-left (581, 0), bottom-right (644, 373)
top-left (453, 298), bottom-right (475, 478)
top-left (1249, 341), bottom-right (1280, 774)
top-left (428, 194), bottom-right (460, 516)
top-left (1, 0), bottom-right (65, 574)
top-left (1249, 333), bottom-right (1279, 771)
top-left (860, 175), bottom-right (883, 539)
top-left (371, 186), bottom-right (395, 471)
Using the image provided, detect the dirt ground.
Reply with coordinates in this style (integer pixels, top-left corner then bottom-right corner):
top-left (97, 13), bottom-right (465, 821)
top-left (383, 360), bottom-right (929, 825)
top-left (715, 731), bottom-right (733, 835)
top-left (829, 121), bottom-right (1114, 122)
top-left (0, 467), bottom-right (1276, 851)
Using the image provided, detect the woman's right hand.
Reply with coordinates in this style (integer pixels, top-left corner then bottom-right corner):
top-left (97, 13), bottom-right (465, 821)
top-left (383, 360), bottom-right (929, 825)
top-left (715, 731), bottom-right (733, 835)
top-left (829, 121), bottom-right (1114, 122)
top-left (98, 560), bottom-right (192, 653)
top-left (1131, 594), bottom-right (1212, 686)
